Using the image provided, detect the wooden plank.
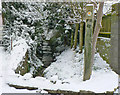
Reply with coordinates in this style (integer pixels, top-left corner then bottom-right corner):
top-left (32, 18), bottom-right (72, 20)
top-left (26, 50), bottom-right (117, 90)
top-left (7, 83), bottom-right (38, 90)
top-left (99, 32), bottom-right (111, 35)
top-left (43, 89), bottom-right (94, 94)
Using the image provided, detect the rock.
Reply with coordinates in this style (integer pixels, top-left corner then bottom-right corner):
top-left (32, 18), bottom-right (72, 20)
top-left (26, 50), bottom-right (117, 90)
top-left (15, 51), bottom-right (29, 76)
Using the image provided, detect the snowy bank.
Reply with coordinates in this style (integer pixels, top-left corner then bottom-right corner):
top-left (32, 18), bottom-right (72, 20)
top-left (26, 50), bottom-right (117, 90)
top-left (0, 38), bottom-right (30, 94)
top-left (44, 49), bottom-right (118, 93)
top-left (0, 46), bottom-right (118, 94)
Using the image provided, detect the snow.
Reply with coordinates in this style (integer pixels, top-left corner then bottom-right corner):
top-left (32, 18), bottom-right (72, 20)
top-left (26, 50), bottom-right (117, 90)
top-left (0, 1), bottom-right (118, 94)
top-left (10, 38), bottom-right (29, 70)
top-left (0, 38), bottom-right (31, 94)
top-left (103, 1), bottom-right (120, 14)
top-left (44, 49), bottom-right (118, 93)
top-left (86, 4), bottom-right (94, 7)
top-left (0, 47), bottom-right (32, 94)
top-left (0, 44), bottom-right (118, 94)
top-left (98, 37), bottom-right (110, 40)
top-left (44, 49), bottom-right (109, 81)
top-left (65, 24), bottom-right (71, 30)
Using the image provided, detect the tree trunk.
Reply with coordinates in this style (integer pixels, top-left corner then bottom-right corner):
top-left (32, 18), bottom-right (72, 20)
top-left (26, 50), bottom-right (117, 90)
top-left (91, 2), bottom-right (104, 69)
top-left (79, 22), bottom-right (84, 53)
top-left (73, 23), bottom-right (79, 50)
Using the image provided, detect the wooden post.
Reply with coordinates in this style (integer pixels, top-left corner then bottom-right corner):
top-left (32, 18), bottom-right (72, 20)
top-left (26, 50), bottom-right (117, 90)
top-left (83, 4), bottom-right (94, 81)
top-left (79, 22), bottom-right (84, 53)
top-left (110, 3), bottom-right (120, 75)
top-left (71, 31), bottom-right (74, 48)
top-left (73, 23), bottom-right (79, 50)
top-left (110, 3), bottom-right (120, 93)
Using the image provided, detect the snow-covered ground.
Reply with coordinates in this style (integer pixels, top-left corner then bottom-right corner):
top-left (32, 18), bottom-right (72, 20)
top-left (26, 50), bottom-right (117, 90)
top-left (44, 48), bottom-right (118, 93)
top-left (0, 38), bottom-right (37, 93)
top-left (0, 38), bottom-right (118, 94)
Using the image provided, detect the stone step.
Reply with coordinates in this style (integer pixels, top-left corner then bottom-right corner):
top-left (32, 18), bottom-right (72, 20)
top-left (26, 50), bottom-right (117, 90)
top-left (42, 59), bottom-right (53, 62)
top-left (42, 56), bottom-right (53, 62)
top-left (43, 53), bottom-right (52, 56)
top-left (43, 51), bottom-right (52, 54)
top-left (42, 45), bottom-right (51, 48)
top-left (42, 47), bottom-right (51, 51)
top-left (43, 42), bottom-right (48, 45)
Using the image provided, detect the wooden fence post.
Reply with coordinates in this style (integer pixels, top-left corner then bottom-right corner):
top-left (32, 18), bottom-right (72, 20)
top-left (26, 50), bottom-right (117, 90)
top-left (83, 4), bottom-right (94, 81)
top-left (110, 3), bottom-right (120, 75)
top-left (71, 31), bottom-right (74, 48)
top-left (73, 23), bottom-right (79, 50)
top-left (79, 22), bottom-right (84, 53)
top-left (110, 4), bottom-right (120, 93)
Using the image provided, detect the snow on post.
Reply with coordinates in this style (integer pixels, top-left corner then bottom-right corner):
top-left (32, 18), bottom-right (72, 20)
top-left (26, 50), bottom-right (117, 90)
top-left (83, 4), bottom-right (94, 81)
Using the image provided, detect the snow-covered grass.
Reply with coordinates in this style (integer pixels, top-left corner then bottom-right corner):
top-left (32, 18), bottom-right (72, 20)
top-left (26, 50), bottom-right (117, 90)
top-left (0, 39), bottom-right (118, 94)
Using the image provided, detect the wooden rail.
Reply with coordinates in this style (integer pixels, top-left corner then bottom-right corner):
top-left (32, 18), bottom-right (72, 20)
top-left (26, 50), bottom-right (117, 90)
top-left (99, 32), bottom-right (111, 35)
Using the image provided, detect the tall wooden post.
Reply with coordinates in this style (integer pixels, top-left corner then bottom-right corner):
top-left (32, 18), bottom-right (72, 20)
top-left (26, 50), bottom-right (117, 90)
top-left (71, 31), bottom-right (74, 48)
top-left (73, 23), bottom-right (79, 50)
top-left (79, 22), bottom-right (84, 53)
top-left (83, 4), bottom-right (94, 81)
